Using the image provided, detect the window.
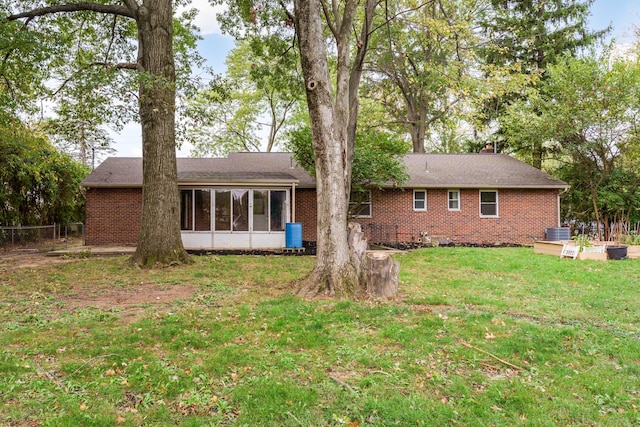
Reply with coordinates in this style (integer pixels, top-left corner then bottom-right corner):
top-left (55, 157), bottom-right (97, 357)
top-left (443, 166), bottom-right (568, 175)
top-left (253, 190), bottom-right (269, 231)
top-left (413, 190), bottom-right (427, 211)
top-left (448, 190), bottom-right (460, 211)
top-left (180, 189), bottom-right (211, 231)
top-left (180, 190), bottom-right (193, 230)
top-left (183, 188), bottom-right (289, 232)
top-left (232, 189), bottom-right (249, 231)
top-left (350, 191), bottom-right (372, 217)
top-left (214, 190), bottom-right (231, 231)
top-left (270, 190), bottom-right (286, 231)
top-left (480, 190), bottom-right (498, 217)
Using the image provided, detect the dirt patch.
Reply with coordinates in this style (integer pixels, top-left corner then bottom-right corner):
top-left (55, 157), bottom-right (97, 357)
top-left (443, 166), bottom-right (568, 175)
top-left (62, 282), bottom-right (198, 311)
top-left (1, 250), bottom-right (198, 322)
top-left (0, 250), bottom-right (79, 269)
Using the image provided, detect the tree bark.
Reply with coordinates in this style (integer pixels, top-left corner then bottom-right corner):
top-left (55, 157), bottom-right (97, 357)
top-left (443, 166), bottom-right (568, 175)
top-left (293, 0), bottom-right (359, 298)
top-left (128, 0), bottom-right (189, 267)
top-left (364, 252), bottom-right (399, 298)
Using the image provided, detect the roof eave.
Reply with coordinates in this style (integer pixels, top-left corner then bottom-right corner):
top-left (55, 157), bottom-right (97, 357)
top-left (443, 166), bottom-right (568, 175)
top-left (178, 178), bottom-right (300, 186)
top-left (397, 184), bottom-right (569, 190)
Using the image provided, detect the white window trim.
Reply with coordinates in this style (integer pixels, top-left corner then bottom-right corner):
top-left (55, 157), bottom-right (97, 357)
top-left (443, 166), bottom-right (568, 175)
top-left (479, 190), bottom-right (499, 218)
top-left (413, 189), bottom-right (427, 211)
top-left (350, 190), bottom-right (372, 218)
top-left (448, 189), bottom-right (460, 211)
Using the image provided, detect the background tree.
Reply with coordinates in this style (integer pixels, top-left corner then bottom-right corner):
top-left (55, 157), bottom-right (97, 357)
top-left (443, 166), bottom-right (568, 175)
top-left (184, 38), bottom-right (304, 156)
top-left (477, 0), bottom-right (607, 166)
top-left (3, 1), bottom-right (204, 266)
top-left (364, 0), bottom-right (479, 153)
top-left (501, 49), bottom-right (640, 239)
top-left (0, 118), bottom-right (89, 227)
top-left (286, 124), bottom-right (410, 213)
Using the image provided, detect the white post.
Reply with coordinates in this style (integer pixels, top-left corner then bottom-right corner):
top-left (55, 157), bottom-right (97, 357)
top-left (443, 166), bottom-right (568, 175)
top-left (291, 183), bottom-right (296, 223)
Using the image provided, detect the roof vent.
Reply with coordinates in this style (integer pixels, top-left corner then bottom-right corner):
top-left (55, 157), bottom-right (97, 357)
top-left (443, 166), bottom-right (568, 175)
top-left (425, 160), bottom-right (429, 173)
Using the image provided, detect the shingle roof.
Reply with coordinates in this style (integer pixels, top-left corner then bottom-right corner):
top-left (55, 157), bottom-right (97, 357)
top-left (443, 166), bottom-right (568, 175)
top-left (403, 153), bottom-right (568, 189)
top-left (81, 152), bottom-right (568, 190)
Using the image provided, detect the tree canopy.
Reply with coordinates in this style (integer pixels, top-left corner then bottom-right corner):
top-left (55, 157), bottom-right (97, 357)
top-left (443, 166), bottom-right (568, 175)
top-left (476, 0), bottom-right (608, 166)
top-left (501, 48), bottom-right (640, 238)
top-left (0, 118), bottom-right (89, 227)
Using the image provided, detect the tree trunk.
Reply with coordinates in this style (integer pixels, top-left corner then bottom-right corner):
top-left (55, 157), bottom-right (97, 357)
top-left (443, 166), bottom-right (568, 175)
top-left (129, 0), bottom-right (189, 267)
top-left (294, 0), bottom-right (361, 298)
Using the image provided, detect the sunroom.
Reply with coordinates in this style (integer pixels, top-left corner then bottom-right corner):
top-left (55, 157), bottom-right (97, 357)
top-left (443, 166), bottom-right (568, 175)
top-left (178, 172), bottom-right (298, 250)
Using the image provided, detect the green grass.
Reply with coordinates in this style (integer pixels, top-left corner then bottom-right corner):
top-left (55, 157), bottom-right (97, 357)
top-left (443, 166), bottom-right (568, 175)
top-left (1, 248), bottom-right (639, 426)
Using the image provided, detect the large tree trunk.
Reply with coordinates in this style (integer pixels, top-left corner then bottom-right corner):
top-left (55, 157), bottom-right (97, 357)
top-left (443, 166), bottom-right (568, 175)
top-left (129, 0), bottom-right (189, 267)
top-left (294, 0), bottom-right (360, 298)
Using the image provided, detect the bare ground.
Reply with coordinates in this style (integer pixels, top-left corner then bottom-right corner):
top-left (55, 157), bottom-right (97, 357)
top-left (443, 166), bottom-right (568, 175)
top-left (0, 250), bottom-right (198, 322)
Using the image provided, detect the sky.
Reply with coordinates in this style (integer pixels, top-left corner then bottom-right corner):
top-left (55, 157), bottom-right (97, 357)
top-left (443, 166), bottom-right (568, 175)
top-left (110, 0), bottom-right (639, 158)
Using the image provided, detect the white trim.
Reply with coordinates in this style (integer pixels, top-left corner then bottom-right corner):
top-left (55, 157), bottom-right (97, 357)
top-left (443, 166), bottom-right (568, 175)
top-left (479, 189), bottom-right (499, 218)
top-left (413, 189), bottom-right (427, 211)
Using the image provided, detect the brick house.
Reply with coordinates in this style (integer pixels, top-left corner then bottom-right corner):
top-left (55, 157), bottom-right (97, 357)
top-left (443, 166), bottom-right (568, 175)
top-left (81, 152), bottom-right (568, 248)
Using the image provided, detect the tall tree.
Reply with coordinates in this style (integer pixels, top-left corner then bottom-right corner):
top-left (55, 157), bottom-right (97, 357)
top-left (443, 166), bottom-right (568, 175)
top-left (4, 1), bottom-right (195, 266)
top-left (501, 49), bottom-right (640, 239)
top-left (218, 0), bottom-right (380, 297)
top-left (184, 38), bottom-right (304, 156)
top-left (292, 0), bottom-right (378, 297)
top-left (478, 0), bottom-right (607, 167)
top-left (364, 0), bottom-right (479, 153)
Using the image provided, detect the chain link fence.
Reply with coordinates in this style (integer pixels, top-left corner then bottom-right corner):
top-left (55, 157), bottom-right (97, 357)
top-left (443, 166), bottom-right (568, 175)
top-left (0, 223), bottom-right (84, 251)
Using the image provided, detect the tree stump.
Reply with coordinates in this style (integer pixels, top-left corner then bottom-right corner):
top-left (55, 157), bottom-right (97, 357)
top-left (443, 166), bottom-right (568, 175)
top-left (348, 222), bottom-right (368, 265)
top-left (364, 252), bottom-right (399, 298)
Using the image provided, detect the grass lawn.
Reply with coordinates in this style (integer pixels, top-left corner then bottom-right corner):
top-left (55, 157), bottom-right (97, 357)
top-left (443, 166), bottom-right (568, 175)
top-left (0, 247), bottom-right (638, 426)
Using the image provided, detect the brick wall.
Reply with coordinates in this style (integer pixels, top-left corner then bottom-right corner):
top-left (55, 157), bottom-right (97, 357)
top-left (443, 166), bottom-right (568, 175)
top-left (295, 188), bottom-right (559, 246)
top-left (295, 189), bottom-right (318, 242)
top-left (86, 186), bottom-right (559, 246)
top-left (85, 188), bottom-right (142, 245)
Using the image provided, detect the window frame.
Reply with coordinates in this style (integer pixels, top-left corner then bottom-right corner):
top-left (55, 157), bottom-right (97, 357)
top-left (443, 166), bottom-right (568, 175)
top-left (349, 190), bottom-right (372, 218)
top-left (413, 189), bottom-right (427, 211)
top-left (182, 188), bottom-right (290, 232)
top-left (479, 190), bottom-right (499, 218)
top-left (448, 189), bottom-right (460, 211)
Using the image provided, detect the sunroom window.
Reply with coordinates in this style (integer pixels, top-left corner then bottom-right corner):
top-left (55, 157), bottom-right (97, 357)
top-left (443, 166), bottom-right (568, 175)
top-left (182, 188), bottom-right (288, 232)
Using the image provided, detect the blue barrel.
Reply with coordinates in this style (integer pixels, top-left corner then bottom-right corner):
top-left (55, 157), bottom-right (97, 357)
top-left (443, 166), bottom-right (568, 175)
top-left (285, 222), bottom-right (303, 248)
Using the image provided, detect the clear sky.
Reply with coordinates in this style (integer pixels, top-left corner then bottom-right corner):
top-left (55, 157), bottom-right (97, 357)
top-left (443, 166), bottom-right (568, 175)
top-left (110, 0), bottom-right (639, 158)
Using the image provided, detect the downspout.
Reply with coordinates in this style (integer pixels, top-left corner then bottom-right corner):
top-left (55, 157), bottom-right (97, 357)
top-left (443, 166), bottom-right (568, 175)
top-left (292, 183), bottom-right (297, 223)
top-left (558, 187), bottom-right (569, 227)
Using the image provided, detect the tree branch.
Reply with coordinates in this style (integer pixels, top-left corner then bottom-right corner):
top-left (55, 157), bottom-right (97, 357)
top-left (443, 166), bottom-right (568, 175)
top-left (278, 0), bottom-right (295, 24)
top-left (320, 0), bottom-right (338, 37)
top-left (104, 14), bottom-right (119, 63)
top-left (121, 0), bottom-right (140, 15)
top-left (6, 3), bottom-right (135, 21)
top-left (52, 61), bottom-right (137, 96)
